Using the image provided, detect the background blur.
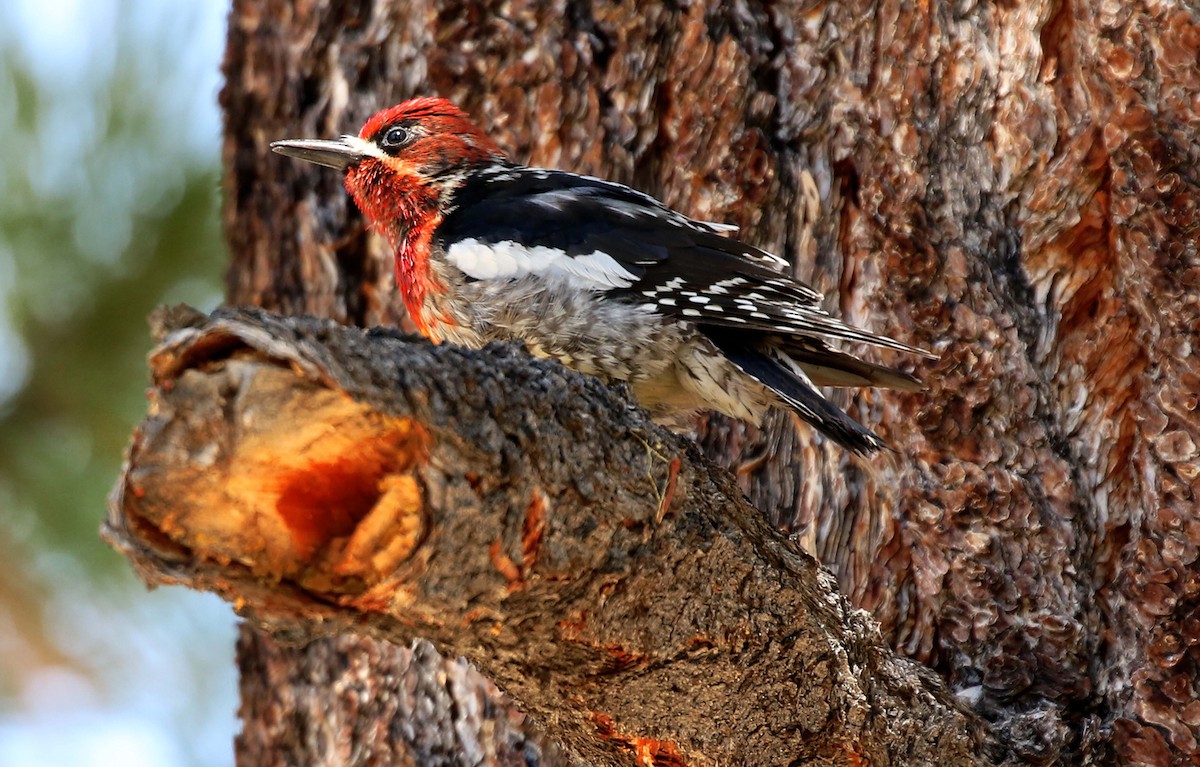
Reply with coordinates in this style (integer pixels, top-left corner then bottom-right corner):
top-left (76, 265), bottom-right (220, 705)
top-left (0, 1), bottom-right (238, 765)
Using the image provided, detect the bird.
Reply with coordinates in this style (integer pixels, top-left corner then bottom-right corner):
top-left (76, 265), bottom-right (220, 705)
top-left (271, 97), bottom-right (934, 454)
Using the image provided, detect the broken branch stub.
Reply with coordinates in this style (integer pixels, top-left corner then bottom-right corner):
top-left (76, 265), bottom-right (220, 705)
top-left (104, 305), bottom-right (990, 767)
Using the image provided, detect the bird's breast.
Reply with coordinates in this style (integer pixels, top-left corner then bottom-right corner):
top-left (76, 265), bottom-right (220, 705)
top-left (430, 271), bottom-right (681, 379)
top-left (394, 213), bottom-right (456, 341)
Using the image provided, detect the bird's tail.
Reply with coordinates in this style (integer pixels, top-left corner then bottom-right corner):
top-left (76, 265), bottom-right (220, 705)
top-left (708, 336), bottom-right (895, 454)
top-left (775, 337), bottom-right (925, 392)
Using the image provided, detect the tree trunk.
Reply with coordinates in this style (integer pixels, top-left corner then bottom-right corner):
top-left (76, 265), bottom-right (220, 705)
top-left (125, 0), bottom-right (1199, 764)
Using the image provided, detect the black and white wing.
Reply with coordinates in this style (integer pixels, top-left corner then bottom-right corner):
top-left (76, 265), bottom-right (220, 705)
top-left (439, 166), bottom-right (928, 357)
top-left (437, 165), bottom-right (931, 452)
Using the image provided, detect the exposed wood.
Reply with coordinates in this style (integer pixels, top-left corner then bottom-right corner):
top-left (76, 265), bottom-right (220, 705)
top-left (105, 306), bottom-right (988, 767)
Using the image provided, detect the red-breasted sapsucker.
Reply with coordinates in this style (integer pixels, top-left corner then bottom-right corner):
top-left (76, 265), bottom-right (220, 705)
top-left (272, 97), bottom-right (933, 454)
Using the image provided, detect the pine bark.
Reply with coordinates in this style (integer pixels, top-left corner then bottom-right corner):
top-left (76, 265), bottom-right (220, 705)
top-left (119, 0), bottom-right (1200, 764)
top-left (106, 306), bottom-right (987, 766)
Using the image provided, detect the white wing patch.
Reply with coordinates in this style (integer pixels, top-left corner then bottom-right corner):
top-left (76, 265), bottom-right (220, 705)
top-left (445, 238), bottom-right (639, 290)
top-left (699, 220), bottom-right (739, 233)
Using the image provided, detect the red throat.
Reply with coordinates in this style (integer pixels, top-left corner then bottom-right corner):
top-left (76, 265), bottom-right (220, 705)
top-left (344, 98), bottom-right (508, 340)
top-left (344, 162), bottom-right (443, 338)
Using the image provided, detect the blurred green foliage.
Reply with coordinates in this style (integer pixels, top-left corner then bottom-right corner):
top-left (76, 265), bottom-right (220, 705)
top-left (0, 7), bottom-right (225, 575)
top-left (0, 3), bottom-right (237, 765)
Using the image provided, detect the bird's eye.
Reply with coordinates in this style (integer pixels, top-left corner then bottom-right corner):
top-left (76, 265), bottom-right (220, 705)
top-left (382, 126), bottom-right (410, 148)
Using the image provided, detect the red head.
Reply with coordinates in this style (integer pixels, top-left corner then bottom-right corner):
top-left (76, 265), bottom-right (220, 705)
top-left (272, 97), bottom-right (507, 247)
top-left (271, 98), bottom-right (506, 337)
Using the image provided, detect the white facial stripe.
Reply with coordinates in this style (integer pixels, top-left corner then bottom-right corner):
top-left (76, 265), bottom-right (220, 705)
top-left (342, 134), bottom-right (388, 161)
top-left (445, 239), bottom-right (639, 290)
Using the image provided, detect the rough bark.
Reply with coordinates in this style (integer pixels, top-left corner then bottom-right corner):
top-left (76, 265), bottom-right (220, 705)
top-left (105, 306), bottom-right (987, 766)
top-left (184, 0), bottom-right (1200, 764)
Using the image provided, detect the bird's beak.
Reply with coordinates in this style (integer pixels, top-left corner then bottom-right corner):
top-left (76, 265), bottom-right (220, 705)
top-left (270, 138), bottom-right (364, 171)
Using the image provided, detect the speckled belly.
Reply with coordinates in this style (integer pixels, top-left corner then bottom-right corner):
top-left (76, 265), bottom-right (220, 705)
top-left (424, 272), bottom-right (774, 425)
